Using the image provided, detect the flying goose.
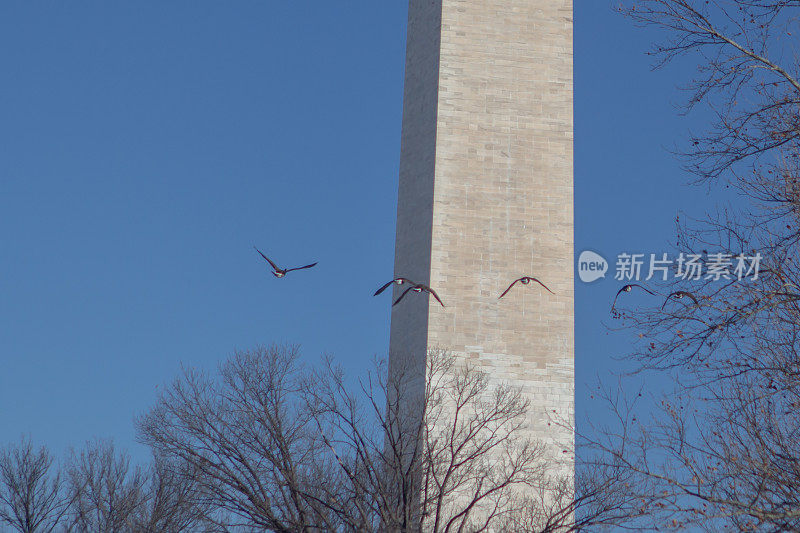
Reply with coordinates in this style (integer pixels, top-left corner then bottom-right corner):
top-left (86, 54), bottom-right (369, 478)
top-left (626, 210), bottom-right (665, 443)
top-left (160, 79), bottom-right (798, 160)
top-left (393, 284), bottom-right (444, 308)
top-left (611, 284), bottom-right (655, 311)
top-left (254, 247), bottom-right (317, 278)
top-left (661, 290), bottom-right (700, 309)
top-left (498, 277), bottom-right (554, 299)
top-left (374, 277), bottom-right (418, 296)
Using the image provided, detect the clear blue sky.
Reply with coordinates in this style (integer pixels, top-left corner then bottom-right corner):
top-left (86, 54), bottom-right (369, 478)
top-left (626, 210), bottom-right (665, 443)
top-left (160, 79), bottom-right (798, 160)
top-left (0, 2), bottom-right (706, 457)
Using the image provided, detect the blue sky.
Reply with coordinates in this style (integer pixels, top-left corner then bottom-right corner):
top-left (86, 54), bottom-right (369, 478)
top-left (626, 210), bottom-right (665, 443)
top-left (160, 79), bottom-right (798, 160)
top-left (0, 2), bottom-right (707, 457)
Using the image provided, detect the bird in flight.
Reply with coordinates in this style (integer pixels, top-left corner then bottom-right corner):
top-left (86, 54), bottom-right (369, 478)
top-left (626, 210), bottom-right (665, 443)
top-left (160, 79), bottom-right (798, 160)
top-left (661, 290), bottom-right (700, 309)
top-left (254, 247), bottom-right (317, 278)
top-left (498, 277), bottom-right (554, 299)
top-left (373, 277), bottom-right (418, 296)
top-left (611, 284), bottom-right (655, 311)
top-left (393, 284), bottom-right (444, 308)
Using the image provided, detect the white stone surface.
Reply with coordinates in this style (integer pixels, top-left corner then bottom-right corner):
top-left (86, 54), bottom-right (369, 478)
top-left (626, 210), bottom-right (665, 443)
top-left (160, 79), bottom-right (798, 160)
top-left (389, 0), bottom-right (575, 497)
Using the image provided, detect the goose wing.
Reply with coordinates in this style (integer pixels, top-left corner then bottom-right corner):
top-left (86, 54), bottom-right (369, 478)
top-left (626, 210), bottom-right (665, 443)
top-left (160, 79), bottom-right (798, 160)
top-left (374, 277), bottom-right (415, 296)
top-left (630, 284), bottom-right (655, 295)
top-left (611, 286), bottom-right (628, 311)
top-left (527, 277), bottom-right (555, 295)
top-left (285, 262), bottom-right (318, 273)
top-left (392, 286), bottom-right (414, 307)
top-left (254, 247), bottom-right (281, 272)
top-left (498, 278), bottom-right (523, 299)
top-left (425, 286), bottom-right (445, 307)
top-left (374, 280), bottom-right (396, 296)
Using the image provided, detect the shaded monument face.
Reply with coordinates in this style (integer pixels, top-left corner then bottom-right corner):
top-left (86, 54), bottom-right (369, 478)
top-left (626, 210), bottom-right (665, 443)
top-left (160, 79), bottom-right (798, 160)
top-left (389, 0), bottom-right (574, 479)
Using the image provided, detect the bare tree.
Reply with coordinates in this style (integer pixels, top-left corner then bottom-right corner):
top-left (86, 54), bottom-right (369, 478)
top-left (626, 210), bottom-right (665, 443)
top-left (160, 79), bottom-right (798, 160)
top-left (590, 1), bottom-right (800, 530)
top-left (622, 0), bottom-right (800, 185)
top-left (301, 349), bottom-right (643, 532)
top-left (497, 464), bottom-right (648, 532)
top-left (0, 437), bottom-right (69, 533)
top-left (64, 440), bottom-right (147, 533)
top-left (136, 345), bottom-right (343, 532)
top-left (137, 344), bottom-right (637, 532)
top-left (1, 437), bottom-right (217, 533)
top-left (305, 350), bottom-right (549, 532)
top-left (129, 456), bottom-right (216, 533)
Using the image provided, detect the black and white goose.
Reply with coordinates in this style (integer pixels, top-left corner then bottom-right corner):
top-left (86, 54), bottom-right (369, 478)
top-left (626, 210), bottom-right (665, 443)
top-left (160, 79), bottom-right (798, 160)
top-left (498, 277), bottom-right (554, 299)
top-left (373, 277), bottom-right (417, 296)
top-left (661, 290), bottom-right (700, 309)
top-left (611, 284), bottom-right (655, 311)
top-left (393, 284), bottom-right (444, 308)
top-left (254, 247), bottom-right (317, 278)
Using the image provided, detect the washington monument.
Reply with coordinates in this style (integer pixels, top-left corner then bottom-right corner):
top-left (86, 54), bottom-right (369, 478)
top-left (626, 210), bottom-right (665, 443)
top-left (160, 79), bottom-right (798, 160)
top-left (388, 0), bottom-right (575, 486)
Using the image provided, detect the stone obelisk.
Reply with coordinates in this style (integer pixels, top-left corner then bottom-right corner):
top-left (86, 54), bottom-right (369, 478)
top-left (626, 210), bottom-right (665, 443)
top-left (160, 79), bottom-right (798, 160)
top-left (389, 0), bottom-right (574, 482)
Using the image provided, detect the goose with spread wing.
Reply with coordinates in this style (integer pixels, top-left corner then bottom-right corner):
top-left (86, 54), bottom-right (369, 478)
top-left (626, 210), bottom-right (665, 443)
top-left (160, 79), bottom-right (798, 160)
top-left (393, 283), bottom-right (445, 308)
top-left (254, 247), bottom-right (317, 278)
top-left (498, 277), bottom-right (554, 299)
